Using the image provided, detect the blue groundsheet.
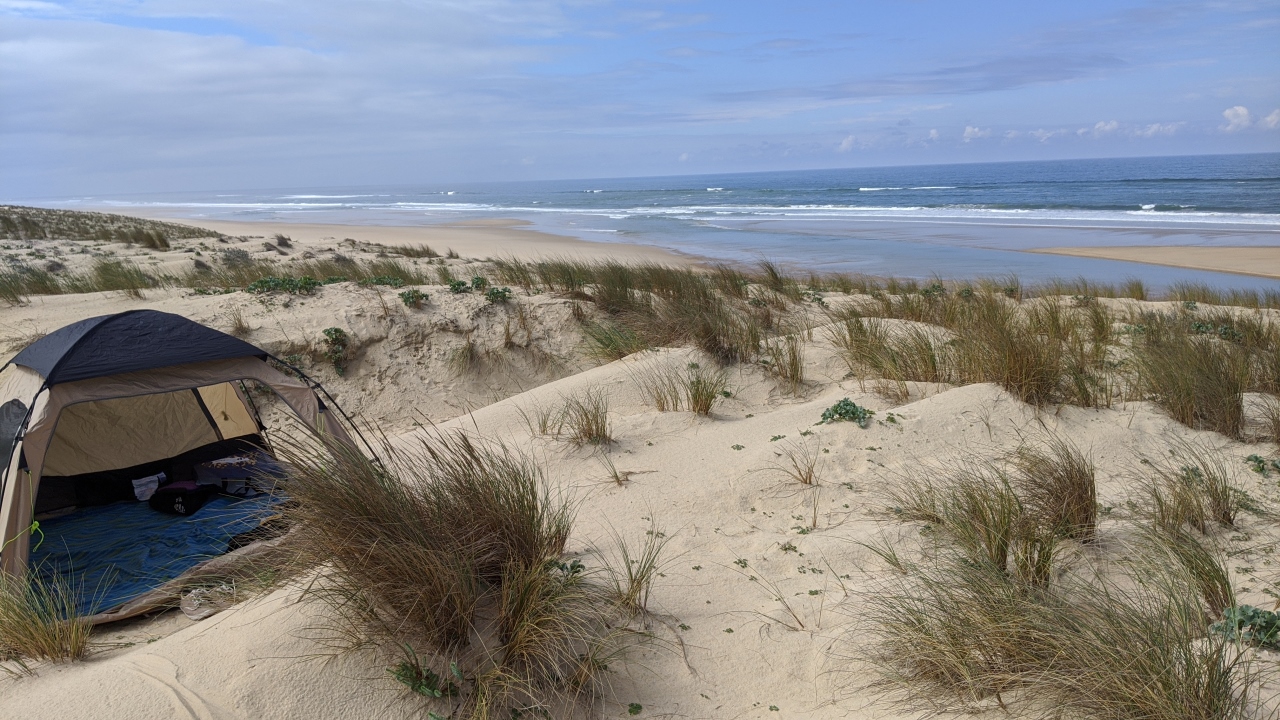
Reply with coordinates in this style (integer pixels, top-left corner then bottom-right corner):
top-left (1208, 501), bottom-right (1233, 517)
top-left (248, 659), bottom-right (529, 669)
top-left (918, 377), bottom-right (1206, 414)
top-left (29, 494), bottom-right (279, 615)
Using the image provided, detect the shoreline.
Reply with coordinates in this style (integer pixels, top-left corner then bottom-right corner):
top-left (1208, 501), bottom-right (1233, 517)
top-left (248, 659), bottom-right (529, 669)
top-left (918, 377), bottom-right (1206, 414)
top-left (1028, 245), bottom-right (1280, 281)
top-left (118, 213), bottom-right (702, 265)
top-left (67, 208), bottom-right (1280, 283)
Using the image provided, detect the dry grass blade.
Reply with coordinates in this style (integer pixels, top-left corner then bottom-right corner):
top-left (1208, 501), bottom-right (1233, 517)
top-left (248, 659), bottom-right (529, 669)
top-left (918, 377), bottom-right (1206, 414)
top-left (1146, 440), bottom-right (1246, 534)
top-left (448, 335), bottom-right (484, 376)
top-left (1039, 564), bottom-right (1256, 720)
top-left (764, 333), bottom-right (804, 394)
top-left (1131, 323), bottom-right (1250, 437)
top-left (582, 321), bottom-right (647, 361)
top-left (562, 388), bottom-right (612, 446)
top-left (600, 523), bottom-right (670, 618)
top-left (1261, 396), bottom-right (1280, 444)
top-left (862, 513), bottom-right (1262, 719)
top-left (684, 362), bottom-right (729, 415)
top-left (1140, 525), bottom-right (1235, 618)
top-left (517, 401), bottom-right (565, 438)
top-left (0, 571), bottom-right (92, 665)
top-left (226, 306), bottom-right (251, 338)
top-left (276, 429), bottom-right (642, 719)
top-left (770, 438), bottom-right (824, 486)
top-left (630, 360), bottom-right (684, 412)
top-left (632, 359), bottom-right (729, 416)
top-left (1013, 435), bottom-right (1097, 542)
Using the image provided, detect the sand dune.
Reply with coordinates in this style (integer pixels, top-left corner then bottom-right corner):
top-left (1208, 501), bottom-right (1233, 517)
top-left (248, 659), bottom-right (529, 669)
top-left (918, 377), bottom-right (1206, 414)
top-left (4, 218), bottom-right (1280, 718)
top-left (5, 283), bottom-right (1279, 718)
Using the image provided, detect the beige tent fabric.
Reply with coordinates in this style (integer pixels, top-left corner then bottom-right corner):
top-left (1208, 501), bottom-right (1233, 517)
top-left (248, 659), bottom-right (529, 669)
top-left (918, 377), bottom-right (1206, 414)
top-left (0, 356), bottom-right (355, 576)
top-left (21, 357), bottom-right (334, 483)
top-left (198, 383), bottom-right (258, 439)
top-left (43, 390), bottom-right (221, 477)
top-left (41, 382), bottom-right (259, 478)
top-left (0, 442), bottom-right (30, 575)
top-left (0, 367), bottom-right (43, 576)
top-left (0, 364), bottom-right (44, 409)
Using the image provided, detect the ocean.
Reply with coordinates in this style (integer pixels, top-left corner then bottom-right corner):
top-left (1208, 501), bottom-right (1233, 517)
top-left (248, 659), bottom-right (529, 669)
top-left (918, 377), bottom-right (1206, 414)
top-left (48, 152), bottom-right (1280, 291)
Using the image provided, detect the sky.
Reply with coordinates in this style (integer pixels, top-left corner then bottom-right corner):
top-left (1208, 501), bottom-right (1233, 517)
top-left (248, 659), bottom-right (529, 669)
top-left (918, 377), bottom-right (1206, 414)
top-left (1, 0), bottom-right (1279, 198)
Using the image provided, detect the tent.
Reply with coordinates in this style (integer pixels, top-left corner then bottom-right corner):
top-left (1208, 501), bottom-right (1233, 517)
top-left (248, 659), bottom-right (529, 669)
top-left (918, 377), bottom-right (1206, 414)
top-left (0, 310), bottom-right (360, 621)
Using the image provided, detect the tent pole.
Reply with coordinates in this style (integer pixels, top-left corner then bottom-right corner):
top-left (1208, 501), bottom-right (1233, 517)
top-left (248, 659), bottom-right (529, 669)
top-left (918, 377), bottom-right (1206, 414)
top-left (262, 354), bottom-right (381, 466)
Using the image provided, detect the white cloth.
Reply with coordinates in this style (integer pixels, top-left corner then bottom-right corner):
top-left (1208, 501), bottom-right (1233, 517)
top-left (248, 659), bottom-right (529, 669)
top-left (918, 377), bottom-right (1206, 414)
top-left (131, 472), bottom-right (164, 501)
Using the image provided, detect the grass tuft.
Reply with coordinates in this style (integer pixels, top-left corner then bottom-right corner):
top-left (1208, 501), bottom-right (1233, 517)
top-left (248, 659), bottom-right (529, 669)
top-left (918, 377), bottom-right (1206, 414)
top-left (632, 359), bottom-right (729, 416)
top-left (0, 571), bottom-right (92, 665)
top-left (562, 388), bottom-right (612, 446)
top-left (864, 451), bottom-right (1263, 720)
top-left (601, 523), bottom-right (670, 618)
top-left (763, 333), bottom-right (804, 394)
top-left (770, 438), bottom-right (824, 486)
top-left (279, 430), bottom-right (642, 718)
top-left (1131, 315), bottom-right (1250, 437)
top-left (1012, 435), bottom-right (1097, 542)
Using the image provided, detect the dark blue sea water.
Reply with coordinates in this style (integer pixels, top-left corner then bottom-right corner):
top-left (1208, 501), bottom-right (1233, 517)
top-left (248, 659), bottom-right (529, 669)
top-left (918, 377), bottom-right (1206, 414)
top-left (43, 152), bottom-right (1280, 290)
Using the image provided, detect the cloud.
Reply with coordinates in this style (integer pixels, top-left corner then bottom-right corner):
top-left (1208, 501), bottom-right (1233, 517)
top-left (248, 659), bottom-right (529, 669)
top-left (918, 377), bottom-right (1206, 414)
top-left (1264, 110), bottom-right (1280, 130)
top-left (1221, 105), bottom-right (1252, 132)
top-left (1132, 122), bottom-right (1180, 137)
top-left (2, 0), bottom-right (1276, 196)
top-left (1030, 128), bottom-right (1071, 143)
top-left (712, 52), bottom-right (1125, 106)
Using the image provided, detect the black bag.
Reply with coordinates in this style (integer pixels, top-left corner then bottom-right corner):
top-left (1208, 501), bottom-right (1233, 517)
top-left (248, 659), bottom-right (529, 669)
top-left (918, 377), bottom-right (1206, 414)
top-left (147, 482), bottom-right (216, 516)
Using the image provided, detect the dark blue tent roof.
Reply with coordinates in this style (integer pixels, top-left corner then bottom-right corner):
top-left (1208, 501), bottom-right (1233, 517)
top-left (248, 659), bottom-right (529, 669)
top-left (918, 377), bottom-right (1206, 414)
top-left (10, 310), bottom-right (267, 386)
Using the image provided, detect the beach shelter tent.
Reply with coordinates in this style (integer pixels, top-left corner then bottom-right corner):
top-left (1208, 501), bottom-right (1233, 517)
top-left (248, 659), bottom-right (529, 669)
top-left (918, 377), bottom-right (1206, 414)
top-left (0, 310), bottom-right (358, 613)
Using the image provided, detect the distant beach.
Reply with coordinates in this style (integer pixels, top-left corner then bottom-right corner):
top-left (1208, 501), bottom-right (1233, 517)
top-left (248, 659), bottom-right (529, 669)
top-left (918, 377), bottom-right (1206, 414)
top-left (1030, 245), bottom-right (1280, 280)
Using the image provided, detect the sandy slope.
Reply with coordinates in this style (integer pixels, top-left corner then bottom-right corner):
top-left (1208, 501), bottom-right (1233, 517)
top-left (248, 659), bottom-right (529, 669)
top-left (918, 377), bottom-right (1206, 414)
top-left (1030, 245), bottom-right (1280, 280)
top-left (4, 294), bottom-right (1280, 718)
top-left (4, 214), bottom-right (1280, 717)
top-left (106, 215), bottom-right (696, 266)
top-left (1, 283), bottom-right (593, 434)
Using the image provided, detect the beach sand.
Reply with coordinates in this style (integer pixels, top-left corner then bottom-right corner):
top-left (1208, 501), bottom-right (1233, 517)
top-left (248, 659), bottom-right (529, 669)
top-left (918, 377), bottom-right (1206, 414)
top-left (1030, 245), bottom-right (1280, 280)
top-left (4, 216), bottom-right (1280, 719)
top-left (127, 215), bottom-right (698, 266)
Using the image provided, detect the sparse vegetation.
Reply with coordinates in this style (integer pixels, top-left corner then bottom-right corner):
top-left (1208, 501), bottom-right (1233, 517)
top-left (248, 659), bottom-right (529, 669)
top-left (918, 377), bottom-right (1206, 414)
top-left (227, 306), bottom-right (251, 337)
top-left (1146, 442), bottom-right (1246, 534)
top-left (0, 571), bottom-right (93, 665)
top-left (278, 431), bottom-right (646, 719)
top-left (602, 523), bottom-right (669, 618)
top-left (321, 327), bottom-right (351, 375)
top-left (770, 438), bottom-right (824, 486)
top-left (399, 288), bottom-right (429, 308)
top-left (562, 388), bottom-right (612, 446)
top-left (0, 205), bottom-right (215, 245)
top-left (763, 334), bottom-right (805, 393)
top-left (864, 443), bottom-right (1265, 720)
top-left (819, 398), bottom-right (874, 428)
top-left (632, 360), bottom-right (729, 416)
top-left (484, 286), bottom-right (513, 304)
